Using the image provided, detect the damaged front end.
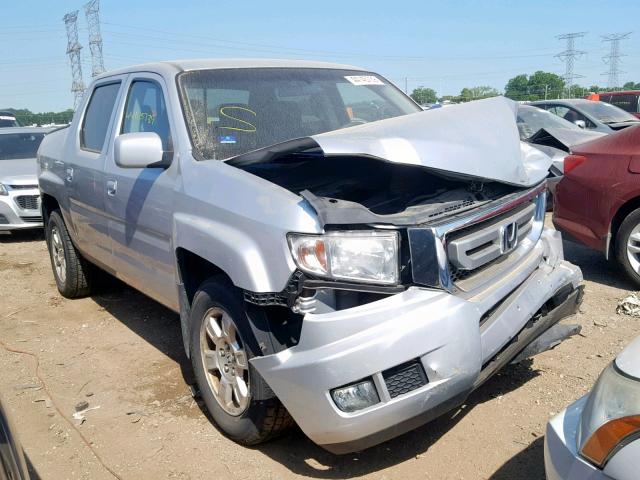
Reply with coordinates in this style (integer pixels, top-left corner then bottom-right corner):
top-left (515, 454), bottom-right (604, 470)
top-left (228, 97), bottom-right (584, 452)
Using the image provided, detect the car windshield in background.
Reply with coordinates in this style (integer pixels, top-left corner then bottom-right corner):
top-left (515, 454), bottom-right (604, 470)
top-left (0, 118), bottom-right (19, 128)
top-left (178, 68), bottom-right (421, 160)
top-left (0, 133), bottom-right (45, 160)
top-left (517, 106), bottom-right (579, 139)
top-left (579, 101), bottom-right (639, 124)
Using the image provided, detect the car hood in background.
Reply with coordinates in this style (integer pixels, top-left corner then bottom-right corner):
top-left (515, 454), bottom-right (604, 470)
top-left (616, 336), bottom-right (640, 380)
top-left (0, 158), bottom-right (38, 185)
top-left (311, 96), bottom-right (551, 187)
top-left (528, 127), bottom-right (606, 150)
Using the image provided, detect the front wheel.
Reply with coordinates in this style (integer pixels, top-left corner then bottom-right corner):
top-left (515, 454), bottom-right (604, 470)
top-left (189, 277), bottom-right (292, 445)
top-left (615, 208), bottom-right (640, 287)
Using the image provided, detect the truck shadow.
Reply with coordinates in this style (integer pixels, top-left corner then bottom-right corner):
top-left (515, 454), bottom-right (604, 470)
top-left (488, 437), bottom-right (545, 480)
top-left (257, 361), bottom-right (541, 479)
top-left (562, 239), bottom-right (635, 291)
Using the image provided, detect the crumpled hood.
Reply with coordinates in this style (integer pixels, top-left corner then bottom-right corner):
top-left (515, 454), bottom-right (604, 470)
top-left (0, 158), bottom-right (38, 185)
top-left (311, 96), bottom-right (551, 187)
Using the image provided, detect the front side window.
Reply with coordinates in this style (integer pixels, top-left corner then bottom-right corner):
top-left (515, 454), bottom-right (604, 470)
top-left (81, 82), bottom-right (121, 152)
top-left (0, 133), bottom-right (45, 160)
top-left (547, 105), bottom-right (595, 128)
top-left (178, 68), bottom-right (420, 160)
top-left (121, 80), bottom-right (171, 152)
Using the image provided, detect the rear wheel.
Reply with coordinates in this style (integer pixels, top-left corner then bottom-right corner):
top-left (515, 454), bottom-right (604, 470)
top-left (189, 277), bottom-right (292, 445)
top-left (46, 210), bottom-right (93, 298)
top-left (615, 208), bottom-right (640, 287)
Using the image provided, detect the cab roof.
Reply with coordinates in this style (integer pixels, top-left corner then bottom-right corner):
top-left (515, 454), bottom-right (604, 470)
top-left (95, 58), bottom-right (365, 81)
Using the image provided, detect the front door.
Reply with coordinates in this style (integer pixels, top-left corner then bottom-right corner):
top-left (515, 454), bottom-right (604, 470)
top-left (104, 74), bottom-right (177, 309)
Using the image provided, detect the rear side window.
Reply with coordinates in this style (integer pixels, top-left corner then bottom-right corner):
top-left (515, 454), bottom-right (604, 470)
top-left (81, 82), bottom-right (121, 152)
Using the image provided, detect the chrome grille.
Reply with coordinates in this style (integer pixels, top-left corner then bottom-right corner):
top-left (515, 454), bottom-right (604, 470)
top-left (407, 184), bottom-right (546, 294)
top-left (15, 195), bottom-right (40, 210)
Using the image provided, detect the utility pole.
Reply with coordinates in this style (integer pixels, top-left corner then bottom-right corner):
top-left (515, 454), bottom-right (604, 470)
top-left (602, 32), bottom-right (632, 90)
top-left (63, 11), bottom-right (86, 109)
top-left (556, 32), bottom-right (586, 97)
top-left (84, 0), bottom-right (106, 77)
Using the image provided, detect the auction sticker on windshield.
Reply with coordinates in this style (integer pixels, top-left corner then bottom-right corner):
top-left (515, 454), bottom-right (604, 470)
top-left (344, 75), bottom-right (384, 86)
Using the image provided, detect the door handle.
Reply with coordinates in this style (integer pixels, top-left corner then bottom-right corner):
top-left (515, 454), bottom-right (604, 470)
top-left (106, 180), bottom-right (117, 196)
top-left (65, 167), bottom-right (74, 182)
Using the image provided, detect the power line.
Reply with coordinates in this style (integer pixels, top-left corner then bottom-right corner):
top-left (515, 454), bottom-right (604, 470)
top-left (84, 0), bottom-right (106, 76)
top-left (555, 32), bottom-right (586, 92)
top-left (602, 32), bottom-right (632, 89)
top-left (63, 10), bottom-right (86, 109)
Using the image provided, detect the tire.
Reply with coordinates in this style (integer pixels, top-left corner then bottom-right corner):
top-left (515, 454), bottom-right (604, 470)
top-left (189, 277), bottom-right (293, 445)
top-left (45, 210), bottom-right (93, 298)
top-left (615, 207), bottom-right (640, 288)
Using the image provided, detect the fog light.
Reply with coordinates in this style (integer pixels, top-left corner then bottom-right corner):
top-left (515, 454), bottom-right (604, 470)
top-left (331, 379), bottom-right (380, 413)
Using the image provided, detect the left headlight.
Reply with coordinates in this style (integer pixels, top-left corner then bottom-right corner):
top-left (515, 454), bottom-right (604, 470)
top-left (288, 231), bottom-right (400, 285)
top-left (578, 362), bottom-right (640, 468)
top-left (0, 183), bottom-right (8, 196)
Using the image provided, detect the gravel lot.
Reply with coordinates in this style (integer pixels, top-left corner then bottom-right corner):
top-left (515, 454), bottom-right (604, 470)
top-left (0, 217), bottom-right (637, 480)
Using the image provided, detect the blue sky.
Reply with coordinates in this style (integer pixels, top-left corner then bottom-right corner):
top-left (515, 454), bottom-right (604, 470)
top-left (2, 0), bottom-right (638, 112)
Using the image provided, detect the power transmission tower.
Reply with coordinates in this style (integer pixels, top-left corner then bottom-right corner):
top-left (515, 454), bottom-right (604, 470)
top-left (63, 11), bottom-right (86, 109)
top-left (84, 0), bottom-right (106, 77)
top-left (602, 32), bottom-right (632, 90)
top-left (555, 32), bottom-right (586, 96)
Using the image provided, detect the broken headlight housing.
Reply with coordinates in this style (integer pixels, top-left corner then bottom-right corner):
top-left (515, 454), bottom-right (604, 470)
top-left (288, 231), bottom-right (400, 285)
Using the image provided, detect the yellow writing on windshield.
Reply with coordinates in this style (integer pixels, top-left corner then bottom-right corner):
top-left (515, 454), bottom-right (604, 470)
top-left (219, 106), bottom-right (257, 133)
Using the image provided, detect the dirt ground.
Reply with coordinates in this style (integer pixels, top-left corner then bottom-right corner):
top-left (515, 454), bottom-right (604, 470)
top-left (0, 217), bottom-right (637, 480)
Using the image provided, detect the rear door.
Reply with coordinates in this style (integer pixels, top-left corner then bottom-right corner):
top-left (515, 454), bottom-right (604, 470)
top-left (67, 78), bottom-right (125, 266)
top-left (104, 73), bottom-right (178, 309)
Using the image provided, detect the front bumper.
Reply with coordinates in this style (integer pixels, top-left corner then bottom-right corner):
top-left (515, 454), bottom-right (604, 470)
top-left (545, 397), bottom-right (609, 480)
top-left (0, 188), bottom-right (43, 230)
top-left (251, 229), bottom-right (583, 453)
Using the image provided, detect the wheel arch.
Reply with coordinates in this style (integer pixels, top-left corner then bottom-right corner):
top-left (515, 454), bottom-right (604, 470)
top-left (40, 193), bottom-right (60, 227)
top-left (610, 195), bottom-right (640, 258)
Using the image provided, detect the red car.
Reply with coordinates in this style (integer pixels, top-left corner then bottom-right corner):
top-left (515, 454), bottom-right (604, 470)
top-left (554, 125), bottom-right (640, 285)
top-left (596, 91), bottom-right (640, 119)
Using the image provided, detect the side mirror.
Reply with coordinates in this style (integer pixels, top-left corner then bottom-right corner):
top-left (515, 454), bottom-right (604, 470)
top-left (574, 120), bottom-right (586, 129)
top-left (114, 132), bottom-right (165, 168)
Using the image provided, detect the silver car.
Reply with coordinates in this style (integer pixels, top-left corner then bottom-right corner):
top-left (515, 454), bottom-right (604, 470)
top-left (38, 60), bottom-right (583, 453)
top-left (545, 336), bottom-right (640, 480)
top-left (0, 127), bottom-right (51, 231)
top-left (531, 99), bottom-right (640, 134)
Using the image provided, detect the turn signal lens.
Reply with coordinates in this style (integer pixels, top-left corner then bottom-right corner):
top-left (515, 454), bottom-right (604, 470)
top-left (564, 155), bottom-right (587, 174)
top-left (581, 415), bottom-right (640, 467)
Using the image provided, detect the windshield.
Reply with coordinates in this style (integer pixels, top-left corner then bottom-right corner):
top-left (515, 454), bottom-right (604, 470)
top-left (0, 133), bottom-right (45, 160)
top-left (578, 101), bottom-right (639, 124)
top-left (178, 68), bottom-right (420, 160)
top-left (517, 105), bottom-right (580, 139)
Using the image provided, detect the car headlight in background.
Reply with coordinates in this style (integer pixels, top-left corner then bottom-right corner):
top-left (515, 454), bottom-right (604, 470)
top-left (578, 362), bottom-right (640, 467)
top-left (288, 231), bottom-right (400, 285)
top-left (0, 183), bottom-right (8, 196)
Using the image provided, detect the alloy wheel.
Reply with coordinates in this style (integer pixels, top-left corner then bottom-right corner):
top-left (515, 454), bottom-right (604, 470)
top-left (50, 226), bottom-right (66, 284)
top-left (200, 307), bottom-right (250, 416)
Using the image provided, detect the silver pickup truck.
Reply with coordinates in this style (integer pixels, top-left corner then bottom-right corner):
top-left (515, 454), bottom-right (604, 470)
top-left (38, 59), bottom-right (583, 454)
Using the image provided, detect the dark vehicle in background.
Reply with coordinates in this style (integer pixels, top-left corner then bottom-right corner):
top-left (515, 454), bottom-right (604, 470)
top-left (0, 127), bottom-right (51, 231)
top-left (0, 112), bottom-right (20, 128)
top-left (0, 396), bottom-right (30, 480)
top-left (553, 125), bottom-right (640, 286)
top-left (531, 99), bottom-right (640, 134)
top-left (516, 105), bottom-right (605, 208)
top-left (597, 91), bottom-right (640, 119)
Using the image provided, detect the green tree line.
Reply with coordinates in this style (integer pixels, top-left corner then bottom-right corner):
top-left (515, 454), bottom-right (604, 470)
top-left (3, 108), bottom-right (74, 126)
top-left (411, 73), bottom-right (640, 105)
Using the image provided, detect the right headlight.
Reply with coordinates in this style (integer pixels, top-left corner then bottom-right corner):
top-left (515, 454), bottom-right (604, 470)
top-left (578, 362), bottom-right (640, 468)
top-left (0, 183), bottom-right (8, 196)
top-left (288, 231), bottom-right (400, 285)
